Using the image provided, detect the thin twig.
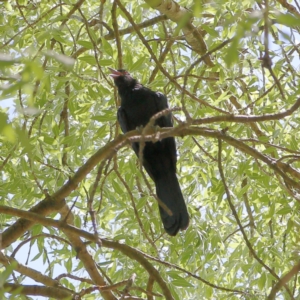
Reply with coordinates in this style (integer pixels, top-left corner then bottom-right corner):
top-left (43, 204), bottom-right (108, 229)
top-left (217, 138), bottom-right (294, 298)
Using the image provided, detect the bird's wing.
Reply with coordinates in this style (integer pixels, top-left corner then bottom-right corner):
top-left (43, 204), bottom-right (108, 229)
top-left (154, 92), bottom-right (173, 127)
top-left (117, 106), bottom-right (129, 133)
top-left (153, 92), bottom-right (177, 167)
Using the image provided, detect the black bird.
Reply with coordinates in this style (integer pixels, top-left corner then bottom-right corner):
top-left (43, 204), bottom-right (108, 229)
top-left (109, 68), bottom-right (189, 236)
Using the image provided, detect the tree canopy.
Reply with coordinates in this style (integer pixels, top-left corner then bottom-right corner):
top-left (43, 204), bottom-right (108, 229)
top-left (1, 0), bottom-right (300, 299)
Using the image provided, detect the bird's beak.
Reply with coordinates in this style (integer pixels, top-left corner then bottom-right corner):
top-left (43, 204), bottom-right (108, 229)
top-left (108, 67), bottom-right (122, 79)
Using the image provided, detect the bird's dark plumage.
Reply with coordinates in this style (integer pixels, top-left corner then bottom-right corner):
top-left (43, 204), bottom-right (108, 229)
top-left (109, 68), bottom-right (189, 236)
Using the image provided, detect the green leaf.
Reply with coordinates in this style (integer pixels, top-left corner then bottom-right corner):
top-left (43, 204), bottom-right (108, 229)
top-left (193, 1), bottom-right (203, 17)
top-left (172, 278), bottom-right (194, 288)
top-left (78, 55), bottom-right (97, 65)
top-left (275, 13), bottom-right (300, 27)
top-left (0, 261), bottom-right (17, 285)
top-left (77, 40), bottom-right (94, 49)
top-left (224, 37), bottom-right (239, 66)
top-left (99, 59), bottom-right (113, 66)
top-left (130, 57), bottom-right (147, 71)
top-left (101, 38), bottom-right (113, 57)
top-left (201, 24), bottom-right (219, 37)
top-left (276, 206), bottom-right (292, 215)
top-left (91, 112), bottom-right (116, 122)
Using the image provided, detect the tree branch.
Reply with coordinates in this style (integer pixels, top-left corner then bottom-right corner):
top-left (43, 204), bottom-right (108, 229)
top-left (217, 139), bottom-right (294, 298)
top-left (192, 97), bottom-right (300, 125)
top-left (268, 261), bottom-right (300, 299)
top-left (143, 0), bottom-right (213, 66)
top-left (3, 283), bottom-right (74, 299)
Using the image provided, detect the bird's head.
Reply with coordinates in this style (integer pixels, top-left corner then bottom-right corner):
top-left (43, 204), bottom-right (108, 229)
top-left (108, 67), bottom-right (137, 89)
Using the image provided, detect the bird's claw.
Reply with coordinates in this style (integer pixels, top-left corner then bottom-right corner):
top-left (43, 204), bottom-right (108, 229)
top-left (153, 125), bottom-right (160, 132)
top-left (136, 125), bottom-right (144, 133)
top-left (153, 125), bottom-right (161, 142)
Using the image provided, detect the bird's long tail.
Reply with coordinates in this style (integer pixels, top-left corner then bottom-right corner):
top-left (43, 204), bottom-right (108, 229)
top-left (155, 172), bottom-right (189, 236)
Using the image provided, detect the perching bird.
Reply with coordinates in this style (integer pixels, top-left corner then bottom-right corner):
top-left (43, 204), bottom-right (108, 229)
top-left (109, 68), bottom-right (189, 236)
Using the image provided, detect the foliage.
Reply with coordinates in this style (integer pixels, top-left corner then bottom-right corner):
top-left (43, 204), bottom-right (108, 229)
top-left (1, 0), bottom-right (300, 299)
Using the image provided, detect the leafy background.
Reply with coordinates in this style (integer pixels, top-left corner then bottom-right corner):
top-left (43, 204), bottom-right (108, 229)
top-left (1, 0), bottom-right (300, 299)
